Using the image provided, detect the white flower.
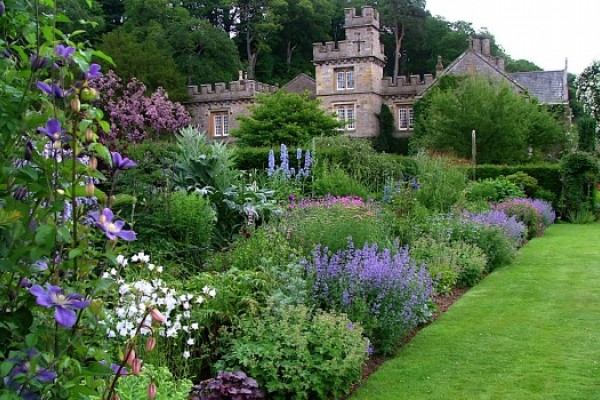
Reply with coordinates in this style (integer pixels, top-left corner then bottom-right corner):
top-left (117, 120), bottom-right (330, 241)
top-left (202, 286), bottom-right (210, 295)
top-left (183, 302), bottom-right (190, 310)
top-left (156, 266), bottom-right (163, 273)
top-left (102, 272), bottom-right (111, 279)
top-left (186, 338), bottom-right (195, 346)
top-left (148, 263), bottom-right (155, 271)
top-left (183, 351), bottom-right (190, 359)
top-left (191, 323), bottom-right (199, 330)
top-left (116, 255), bottom-right (128, 267)
top-left (208, 288), bottom-right (216, 298)
top-left (110, 268), bottom-right (118, 276)
top-left (195, 296), bottom-right (204, 304)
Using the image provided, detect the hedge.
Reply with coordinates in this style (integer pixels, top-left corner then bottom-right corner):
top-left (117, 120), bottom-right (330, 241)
top-left (466, 164), bottom-right (562, 202)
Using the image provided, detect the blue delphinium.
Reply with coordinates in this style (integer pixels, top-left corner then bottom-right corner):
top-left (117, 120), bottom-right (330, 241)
top-left (267, 149), bottom-right (275, 176)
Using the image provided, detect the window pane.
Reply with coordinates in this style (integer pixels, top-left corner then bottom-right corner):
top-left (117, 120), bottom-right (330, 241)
top-left (346, 106), bottom-right (355, 129)
top-left (337, 72), bottom-right (345, 89)
top-left (346, 71), bottom-right (354, 89)
top-left (399, 109), bottom-right (408, 129)
top-left (214, 114), bottom-right (222, 135)
top-left (408, 108), bottom-right (415, 128)
top-left (223, 114), bottom-right (229, 136)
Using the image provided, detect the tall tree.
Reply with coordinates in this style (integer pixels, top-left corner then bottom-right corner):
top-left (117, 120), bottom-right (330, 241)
top-left (233, 0), bottom-right (286, 80)
top-left (374, 0), bottom-right (426, 81)
top-left (576, 60), bottom-right (600, 128)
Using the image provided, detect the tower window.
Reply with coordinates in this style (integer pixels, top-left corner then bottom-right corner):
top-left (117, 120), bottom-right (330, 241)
top-left (336, 68), bottom-right (355, 90)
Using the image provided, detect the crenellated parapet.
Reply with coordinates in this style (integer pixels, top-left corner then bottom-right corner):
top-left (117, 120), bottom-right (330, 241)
top-left (187, 80), bottom-right (279, 103)
top-left (380, 74), bottom-right (435, 96)
top-left (344, 6), bottom-right (380, 29)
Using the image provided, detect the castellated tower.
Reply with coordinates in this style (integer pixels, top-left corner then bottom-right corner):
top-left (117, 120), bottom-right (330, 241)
top-left (313, 6), bottom-right (386, 137)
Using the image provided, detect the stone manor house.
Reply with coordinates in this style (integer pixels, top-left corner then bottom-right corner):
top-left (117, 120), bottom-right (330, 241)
top-left (185, 6), bottom-right (569, 139)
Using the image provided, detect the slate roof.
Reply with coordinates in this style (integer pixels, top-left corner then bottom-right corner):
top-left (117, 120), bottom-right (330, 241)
top-left (282, 73), bottom-right (316, 97)
top-left (508, 70), bottom-right (568, 105)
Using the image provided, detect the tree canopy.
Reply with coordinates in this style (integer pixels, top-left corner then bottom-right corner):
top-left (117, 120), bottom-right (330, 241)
top-left (231, 91), bottom-right (341, 146)
top-left (411, 76), bottom-right (571, 163)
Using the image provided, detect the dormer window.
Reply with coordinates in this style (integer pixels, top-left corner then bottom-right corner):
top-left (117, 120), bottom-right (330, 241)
top-left (336, 68), bottom-right (354, 90)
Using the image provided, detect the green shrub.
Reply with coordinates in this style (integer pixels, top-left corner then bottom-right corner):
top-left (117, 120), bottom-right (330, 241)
top-left (409, 237), bottom-right (488, 292)
top-left (92, 364), bottom-right (192, 400)
top-left (313, 162), bottom-right (369, 198)
top-left (560, 151), bottom-right (600, 216)
top-left (567, 208), bottom-right (597, 224)
top-left (216, 305), bottom-right (369, 400)
top-left (285, 199), bottom-right (391, 255)
top-left (414, 153), bottom-right (467, 212)
top-left (422, 216), bottom-right (516, 272)
top-left (122, 191), bottom-right (216, 270)
top-left (505, 172), bottom-right (539, 197)
top-left (465, 178), bottom-right (526, 203)
top-left (469, 164), bottom-right (562, 204)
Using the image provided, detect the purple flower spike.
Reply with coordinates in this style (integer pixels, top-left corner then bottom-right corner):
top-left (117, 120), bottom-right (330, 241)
top-left (37, 81), bottom-right (65, 98)
top-left (111, 151), bottom-right (137, 170)
top-left (29, 284), bottom-right (90, 328)
top-left (84, 63), bottom-right (102, 80)
top-left (54, 44), bottom-right (75, 59)
top-left (37, 118), bottom-right (64, 143)
top-left (91, 208), bottom-right (137, 241)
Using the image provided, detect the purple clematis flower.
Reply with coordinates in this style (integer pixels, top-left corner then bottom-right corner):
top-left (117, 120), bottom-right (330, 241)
top-left (29, 284), bottom-right (90, 328)
top-left (37, 118), bottom-right (65, 143)
top-left (37, 81), bottom-right (66, 98)
top-left (54, 44), bottom-right (75, 59)
top-left (84, 63), bottom-right (102, 80)
top-left (111, 151), bottom-right (137, 170)
top-left (4, 349), bottom-right (57, 400)
top-left (30, 54), bottom-right (49, 72)
top-left (91, 208), bottom-right (137, 241)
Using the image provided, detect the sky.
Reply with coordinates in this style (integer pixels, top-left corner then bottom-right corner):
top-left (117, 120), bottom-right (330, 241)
top-left (425, 0), bottom-right (600, 75)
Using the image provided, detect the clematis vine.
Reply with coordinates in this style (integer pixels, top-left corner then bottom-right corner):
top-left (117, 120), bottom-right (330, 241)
top-left (4, 349), bottom-right (57, 399)
top-left (37, 81), bottom-right (66, 98)
top-left (37, 118), bottom-right (65, 144)
top-left (30, 284), bottom-right (90, 328)
top-left (54, 44), bottom-right (75, 59)
top-left (84, 63), bottom-right (102, 80)
top-left (91, 208), bottom-right (137, 241)
top-left (111, 151), bottom-right (137, 171)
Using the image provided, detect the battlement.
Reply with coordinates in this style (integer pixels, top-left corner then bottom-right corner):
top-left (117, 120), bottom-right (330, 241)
top-left (187, 80), bottom-right (279, 102)
top-left (344, 6), bottom-right (379, 29)
top-left (381, 74), bottom-right (435, 95)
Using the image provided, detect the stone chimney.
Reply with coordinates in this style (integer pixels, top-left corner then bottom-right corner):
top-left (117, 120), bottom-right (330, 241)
top-left (472, 38), bottom-right (482, 53)
top-left (496, 57), bottom-right (505, 71)
top-left (436, 55), bottom-right (444, 75)
top-left (238, 70), bottom-right (244, 81)
top-left (482, 38), bottom-right (491, 57)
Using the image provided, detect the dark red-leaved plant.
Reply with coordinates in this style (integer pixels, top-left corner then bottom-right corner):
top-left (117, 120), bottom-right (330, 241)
top-left (192, 370), bottom-right (265, 400)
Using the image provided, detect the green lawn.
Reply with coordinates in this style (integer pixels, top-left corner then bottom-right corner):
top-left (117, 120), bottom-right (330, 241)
top-left (351, 224), bottom-right (600, 400)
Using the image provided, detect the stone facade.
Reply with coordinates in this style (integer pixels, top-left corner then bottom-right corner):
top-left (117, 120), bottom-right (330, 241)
top-left (185, 6), bottom-right (568, 140)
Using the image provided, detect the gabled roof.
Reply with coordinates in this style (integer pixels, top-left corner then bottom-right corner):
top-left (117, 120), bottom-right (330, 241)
top-left (441, 49), bottom-right (527, 91)
top-left (509, 70), bottom-right (568, 104)
top-left (282, 73), bottom-right (316, 97)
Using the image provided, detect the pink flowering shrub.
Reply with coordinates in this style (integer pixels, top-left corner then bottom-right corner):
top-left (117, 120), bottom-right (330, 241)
top-left (91, 70), bottom-right (191, 143)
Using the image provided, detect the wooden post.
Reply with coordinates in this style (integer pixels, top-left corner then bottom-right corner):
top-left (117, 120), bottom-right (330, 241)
top-left (471, 130), bottom-right (476, 179)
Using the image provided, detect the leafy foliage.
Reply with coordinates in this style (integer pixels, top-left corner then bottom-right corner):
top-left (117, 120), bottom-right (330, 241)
top-left (193, 371), bottom-right (264, 400)
top-left (414, 153), bottom-right (467, 212)
top-left (412, 76), bottom-right (570, 163)
top-left (216, 305), bottom-right (369, 400)
top-left (560, 151), bottom-right (600, 217)
top-left (466, 178), bottom-right (526, 203)
top-left (231, 91), bottom-right (341, 147)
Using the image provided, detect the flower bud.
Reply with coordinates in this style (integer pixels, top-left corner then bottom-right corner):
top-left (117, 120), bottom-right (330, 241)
top-left (71, 97), bottom-right (81, 112)
top-left (110, 395), bottom-right (120, 400)
top-left (145, 336), bottom-right (156, 352)
top-left (89, 156), bottom-right (98, 171)
top-left (80, 87), bottom-right (99, 102)
top-left (85, 178), bottom-right (95, 197)
top-left (25, 141), bottom-right (33, 161)
top-left (85, 128), bottom-right (94, 142)
top-left (147, 382), bottom-right (157, 400)
top-left (30, 54), bottom-right (49, 72)
top-left (125, 348), bottom-right (136, 367)
top-left (132, 358), bottom-right (143, 376)
top-left (150, 309), bottom-right (166, 324)
top-left (13, 187), bottom-right (27, 200)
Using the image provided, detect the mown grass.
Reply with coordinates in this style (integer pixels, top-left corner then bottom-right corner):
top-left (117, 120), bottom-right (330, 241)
top-left (351, 224), bottom-right (600, 400)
